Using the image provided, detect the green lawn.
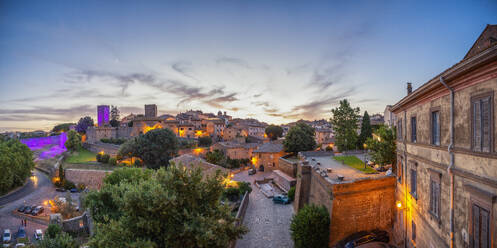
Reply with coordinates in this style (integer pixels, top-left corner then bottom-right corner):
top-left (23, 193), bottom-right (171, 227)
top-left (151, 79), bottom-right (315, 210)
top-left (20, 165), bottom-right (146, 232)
top-left (333, 155), bottom-right (377, 173)
top-left (65, 148), bottom-right (97, 164)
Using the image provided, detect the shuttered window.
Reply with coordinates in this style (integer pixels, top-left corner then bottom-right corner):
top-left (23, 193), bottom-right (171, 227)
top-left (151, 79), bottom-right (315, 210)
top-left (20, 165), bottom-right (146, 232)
top-left (410, 168), bottom-right (417, 198)
top-left (429, 178), bottom-right (441, 218)
top-left (411, 116), bottom-right (417, 142)
top-left (472, 95), bottom-right (492, 153)
top-left (431, 111), bottom-right (440, 146)
top-left (397, 159), bottom-right (403, 183)
top-left (412, 221), bottom-right (416, 241)
top-left (397, 119), bottom-right (403, 140)
top-left (472, 204), bottom-right (490, 248)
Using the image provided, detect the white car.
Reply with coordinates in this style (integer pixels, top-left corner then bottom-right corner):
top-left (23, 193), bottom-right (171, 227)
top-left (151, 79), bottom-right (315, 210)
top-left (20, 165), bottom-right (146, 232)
top-left (15, 244), bottom-right (25, 247)
top-left (2, 229), bottom-right (11, 243)
top-left (34, 229), bottom-right (43, 240)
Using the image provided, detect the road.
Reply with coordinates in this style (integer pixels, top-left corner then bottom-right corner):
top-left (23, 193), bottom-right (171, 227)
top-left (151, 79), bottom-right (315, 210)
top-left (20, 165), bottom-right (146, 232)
top-left (0, 170), bottom-right (51, 206)
top-left (234, 171), bottom-right (294, 248)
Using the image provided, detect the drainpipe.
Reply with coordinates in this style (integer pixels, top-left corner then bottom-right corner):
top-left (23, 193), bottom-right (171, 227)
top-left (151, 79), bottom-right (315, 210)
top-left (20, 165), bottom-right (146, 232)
top-left (440, 76), bottom-right (455, 248)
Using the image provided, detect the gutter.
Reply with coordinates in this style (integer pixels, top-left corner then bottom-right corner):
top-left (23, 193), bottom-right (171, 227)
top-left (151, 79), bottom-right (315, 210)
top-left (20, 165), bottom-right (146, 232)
top-left (440, 76), bottom-right (455, 248)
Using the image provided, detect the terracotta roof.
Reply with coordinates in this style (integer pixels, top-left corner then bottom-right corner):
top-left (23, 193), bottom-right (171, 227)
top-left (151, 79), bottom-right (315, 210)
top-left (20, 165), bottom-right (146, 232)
top-left (170, 154), bottom-right (228, 177)
top-left (253, 143), bottom-right (284, 153)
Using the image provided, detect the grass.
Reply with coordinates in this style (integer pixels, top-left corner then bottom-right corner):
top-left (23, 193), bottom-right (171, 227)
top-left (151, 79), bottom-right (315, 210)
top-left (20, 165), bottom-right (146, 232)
top-left (333, 155), bottom-right (377, 174)
top-left (65, 148), bottom-right (97, 164)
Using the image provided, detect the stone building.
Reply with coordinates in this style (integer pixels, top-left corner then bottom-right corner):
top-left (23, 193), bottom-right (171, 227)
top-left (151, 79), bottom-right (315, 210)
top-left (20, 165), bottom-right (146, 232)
top-left (144, 104), bottom-right (157, 117)
top-left (251, 142), bottom-right (286, 171)
top-left (97, 105), bottom-right (110, 126)
top-left (293, 152), bottom-right (396, 247)
top-left (210, 141), bottom-right (259, 160)
top-left (390, 25), bottom-right (497, 248)
top-left (170, 154), bottom-right (228, 178)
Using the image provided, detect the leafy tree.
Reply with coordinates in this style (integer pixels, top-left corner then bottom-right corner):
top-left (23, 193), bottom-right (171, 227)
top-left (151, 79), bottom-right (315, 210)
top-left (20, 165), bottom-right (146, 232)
top-left (109, 119), bottom-right (120, 128)
top-left (358, 111), bottom-right (372, 149)
top-left (283, 122), bottom-right (316, 154)
top-left (64, 130), bottom-right (81, 152)
top-left (0, 139), bottom-right (34, 194)
top-left (290, 204), bottom-right (330, 248)
top-left (117, 129), bottom-right (178, 169)
top-left (75, 116), bottom-right (94, 134)
top-left (110, 105), bottom-right (120, 121)
top-left (52, 123), bottom-right (75, 133)
top-left (265, 125), bottom-right (283, 140)
top-left (38, 225), bottom-right (77, 248)
top-left (288, 186), bottom-right (296, 202)
top-left (330, 99), bottom-right (360, 152)
top-left (198, 136), bottom-right (213, 147)
top-left (206, 149), bottom-right (225, 165)
top-left (366, 125), bottom-right (397, 166)
top-left (85, 166), bottom-right (247, 248)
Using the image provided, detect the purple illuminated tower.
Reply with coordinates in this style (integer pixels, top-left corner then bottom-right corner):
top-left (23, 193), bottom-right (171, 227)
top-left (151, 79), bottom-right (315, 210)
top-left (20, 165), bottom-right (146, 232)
top-left (97, 105), bottom-right (110, 126)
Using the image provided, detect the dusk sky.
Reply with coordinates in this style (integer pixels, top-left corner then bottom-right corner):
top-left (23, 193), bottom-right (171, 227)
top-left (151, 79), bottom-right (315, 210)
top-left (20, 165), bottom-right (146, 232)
top-left (0, 0), bottom-right (496, 131)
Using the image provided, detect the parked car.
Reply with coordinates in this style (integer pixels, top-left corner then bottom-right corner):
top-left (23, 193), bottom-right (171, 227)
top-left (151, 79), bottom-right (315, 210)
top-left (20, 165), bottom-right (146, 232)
top-left (356, 242), bottom-right (396, 248)
top-left (70, 188), bottom-right (79, 193)
top-left (27, 206), bottom-right (37, 215)
top-left (55, 188), bottom-right (66, 192)
top-left (34, 229), bottom-right (43, 240)
top-left (272, 195), bottom-right (290, 204)
top-left (15, 244), bottom-right (25, 247)
top-left (22, 206), bottom-right (32, 214)
top-left (343, 230), bottom-right (389, 248)
top-left (17, 206), bottom-right (27, 213)
top-left (3, 229), bottom-right (11, 243)
top-left (31, 206), bottom-right (44, 216)
top-left (16, 227), bottom-right (26, 239)
top-left (248, 168), bottom-right (256, 175)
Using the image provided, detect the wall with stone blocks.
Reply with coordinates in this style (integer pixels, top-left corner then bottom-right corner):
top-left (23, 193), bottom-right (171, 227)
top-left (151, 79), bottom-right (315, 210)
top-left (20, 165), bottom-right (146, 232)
top-left (64, 169), bottom-right (111, 190)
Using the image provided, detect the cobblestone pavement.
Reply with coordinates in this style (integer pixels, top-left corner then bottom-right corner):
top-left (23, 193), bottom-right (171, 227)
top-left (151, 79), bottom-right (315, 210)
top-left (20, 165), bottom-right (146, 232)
top-left (0, 170), bottom-right (79, 245)
top-left (234, 171), bottom-right (294, 248)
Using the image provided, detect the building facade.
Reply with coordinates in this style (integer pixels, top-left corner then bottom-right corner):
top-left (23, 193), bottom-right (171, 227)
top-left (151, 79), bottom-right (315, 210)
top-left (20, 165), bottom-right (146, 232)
top-left (97, 105), bottom-right (110, 126)
top-left (391, 25), bottom-right (497, 248)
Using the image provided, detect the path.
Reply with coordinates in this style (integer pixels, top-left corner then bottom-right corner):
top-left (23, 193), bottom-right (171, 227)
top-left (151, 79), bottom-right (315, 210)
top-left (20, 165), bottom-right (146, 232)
top-left (234, 171), bottom-right (294, 248)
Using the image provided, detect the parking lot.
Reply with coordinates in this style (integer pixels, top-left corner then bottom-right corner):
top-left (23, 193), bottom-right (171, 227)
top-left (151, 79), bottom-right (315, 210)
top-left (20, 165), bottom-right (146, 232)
top-left (0, 170), bottom-right (80, 246)
top-left (234, 170), bottom-right (294, 248)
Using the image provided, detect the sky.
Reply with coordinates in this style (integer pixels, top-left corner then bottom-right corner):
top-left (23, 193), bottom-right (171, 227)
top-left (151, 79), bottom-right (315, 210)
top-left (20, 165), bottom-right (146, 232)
top-left (0, 0), bottom-right (496, 131)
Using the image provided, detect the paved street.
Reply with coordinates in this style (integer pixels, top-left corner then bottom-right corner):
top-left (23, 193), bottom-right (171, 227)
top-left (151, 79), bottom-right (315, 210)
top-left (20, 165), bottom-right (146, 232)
top-left (0, 170), bottom-right (76, 245)
top-left (234, 171), bottom-right (294, 248)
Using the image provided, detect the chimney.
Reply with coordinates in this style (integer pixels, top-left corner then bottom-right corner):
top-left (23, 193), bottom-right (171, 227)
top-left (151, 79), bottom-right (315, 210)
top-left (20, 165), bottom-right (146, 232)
top-left (407, 82), bottom-right (413, 95)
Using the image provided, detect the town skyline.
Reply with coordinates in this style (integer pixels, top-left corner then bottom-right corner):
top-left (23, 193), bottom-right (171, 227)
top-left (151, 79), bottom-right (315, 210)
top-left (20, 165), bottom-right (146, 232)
top-left (1, 0), bottom-right (496, 131)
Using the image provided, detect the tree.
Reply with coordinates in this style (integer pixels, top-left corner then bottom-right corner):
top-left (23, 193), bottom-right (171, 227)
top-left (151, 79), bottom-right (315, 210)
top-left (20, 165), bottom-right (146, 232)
top-left (358, 111), bottom-right (372, 149)
top-left (75, 116), bottom-right (94, 134)
top-left (39, 224), bottom-right (77, 248)
top-left (64, 130), bottom-right (81, 152)
top-left (198, 136), bottom-right (212, 147)
top-left (283, 122), bottom-right (316, 154)
top-left (52, 123), bottom-right (75, 133)
top-left (366, 125), bottom-right (397, 166)
top-left (85, 166), bottom-right (247, 248)
top-left (0, 139), bottom-right (34, 194)
top-left (205, 149), bottom-right (225, 165)
top-left (330, 99), bottom-right (360, 152)
top-left (118, 129), bottom-right (179, 169)
top-left (109, 119), bottom-right (120, 128)
top-left (265, 125), bottom-right (283, 140)
top-left (290, 204), bottom-right (330, 248)
top-left (110, 105), bottom-right (120, 121)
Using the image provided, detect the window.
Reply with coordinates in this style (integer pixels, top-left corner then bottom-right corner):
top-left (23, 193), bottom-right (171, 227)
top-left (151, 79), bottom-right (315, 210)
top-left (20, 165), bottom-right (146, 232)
top-left (429, 171), bottom-right (441, 219)
top-left (412, 221), bottom-right (416, 241)
top-left (397, 158), bottom-right (403, 183)
top-left (472, 94), bottom-right (493, 153)
top-left (472, 204), bottom-right (490, 248)
top-left (397, 119), bottom-right (403, 140)
top-left (431, 110), bottom-right (440, 145)
top-left (411, 116), bottom-right (417, 142)
top-left (410, 164), bottom-right (417, 199)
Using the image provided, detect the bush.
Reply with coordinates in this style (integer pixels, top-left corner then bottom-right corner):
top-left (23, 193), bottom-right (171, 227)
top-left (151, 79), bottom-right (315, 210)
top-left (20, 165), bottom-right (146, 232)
top-left (45, 224), bottom-right (62, 239)
top-left (198, 136), bottom-right (212, 147)
top-left (62, 180), bottom-right (76, 190)
top-left (288, 186), bottom-right (296, 201)
top-left (96, 153), bottom-right (102, 162)
top-left (238, 181), bottom-right (252, 195)
top-left (133, 159), bottom-right (143, 167)
top-left (101, 154), bottom-right (110, 163)
top-left (290, 204), bottom-right (330, 248)
top-left (224, 187), bottom-right (240, 201)
top-left (108, 157), bottom-right (117, 166)
top-left (77, 183), bottom-right (86, 191)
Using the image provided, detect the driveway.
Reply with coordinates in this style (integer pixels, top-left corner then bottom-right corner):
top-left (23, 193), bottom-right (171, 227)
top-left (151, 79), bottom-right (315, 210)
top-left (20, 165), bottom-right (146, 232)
top-left (0, 170), bottom-right (78, 244)
top-left (234, 170), bottom-right (294, 248)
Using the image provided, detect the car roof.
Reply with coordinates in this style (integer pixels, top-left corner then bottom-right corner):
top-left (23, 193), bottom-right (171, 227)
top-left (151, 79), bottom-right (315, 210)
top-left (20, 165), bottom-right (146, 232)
top-left (36, 229), bottom-right (43, 234)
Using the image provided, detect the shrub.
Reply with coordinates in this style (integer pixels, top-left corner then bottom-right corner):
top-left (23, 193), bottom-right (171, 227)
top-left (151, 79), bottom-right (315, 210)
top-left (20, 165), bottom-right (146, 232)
top-left (108, 157), bottom-right (117, 166)
top-left (101, 154), bottom-right (110, 163)
top-left (77, 183), bottom-right (86, 191)
top-left (96, 153), bottom-right (102, 162)
top-left (288, 186), bottom-right (296, 201)
top-left (238, 181), bottom-right (252, 195)
top-left (45, 224), bottom-right (62, 239)
top-left (62, 180), bottom-right (76, 190)
top-left (133, 159), bottom-right (143, 167)
top-left (224, 187), bottom-right (240, 201)
top-left (290, 204), bottom-right (330, 248)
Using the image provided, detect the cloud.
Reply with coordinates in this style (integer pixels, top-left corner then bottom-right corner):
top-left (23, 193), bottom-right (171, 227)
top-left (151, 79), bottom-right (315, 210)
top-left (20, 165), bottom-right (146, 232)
top-left (253, 93), bottom-right (263, 98)
top-left (216, 57), bottom-right (251, 68)
top-left (0, 105), bottom-right (94, 122)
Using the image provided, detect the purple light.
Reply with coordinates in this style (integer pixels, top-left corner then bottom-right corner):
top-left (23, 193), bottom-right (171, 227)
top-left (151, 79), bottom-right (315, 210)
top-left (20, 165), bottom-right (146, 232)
top-left (21, 132), bottom-right (67, 159)
top-left (97, 105), bottom-right (110, 126)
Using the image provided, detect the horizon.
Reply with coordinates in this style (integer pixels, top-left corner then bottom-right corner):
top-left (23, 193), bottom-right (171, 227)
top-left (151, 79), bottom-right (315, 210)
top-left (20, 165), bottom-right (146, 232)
top-left (1, 0), bottom-right (496, 131)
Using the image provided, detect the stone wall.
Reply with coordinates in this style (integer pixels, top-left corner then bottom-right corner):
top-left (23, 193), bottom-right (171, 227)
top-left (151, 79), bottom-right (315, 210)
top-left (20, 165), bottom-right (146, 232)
top-left (83, 142), bottom-right (120, 156)
top-left (278, 156), bottom-right (297, 177)
top-left (272, 170), bottom-right (296, 192)
top-left (64, 169), bottom-right (111, 190)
